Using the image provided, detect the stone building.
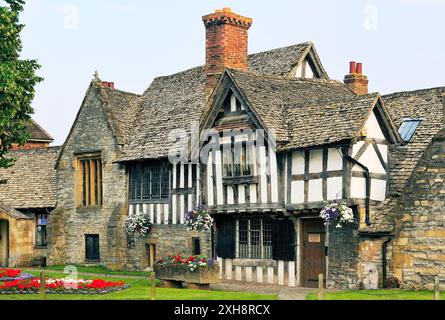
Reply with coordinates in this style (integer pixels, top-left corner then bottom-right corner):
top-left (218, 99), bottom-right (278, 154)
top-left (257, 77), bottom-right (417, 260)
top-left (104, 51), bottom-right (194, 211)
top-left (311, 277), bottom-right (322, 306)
top-left (46, 8), bottom-right (444, 289)
top-left (0, 120), bottom-right (59, 267)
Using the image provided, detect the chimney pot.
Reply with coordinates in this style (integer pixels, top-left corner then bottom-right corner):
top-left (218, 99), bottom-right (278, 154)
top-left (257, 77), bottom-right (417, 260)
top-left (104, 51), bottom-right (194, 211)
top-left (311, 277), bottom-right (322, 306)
top-left (344, 61), bottom-right (368, 95)
top-left (102, 81), bottom-right (115, 89)
top-left (349, 61), bottom-right (356, 74)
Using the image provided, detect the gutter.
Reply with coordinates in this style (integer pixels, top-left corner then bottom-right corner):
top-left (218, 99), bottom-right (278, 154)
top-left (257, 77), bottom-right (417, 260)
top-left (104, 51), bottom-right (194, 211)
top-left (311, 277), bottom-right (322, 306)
top-left (342, 151), bottom-right (372, 226)
top-left (382, 236), bottom-right (393, 288)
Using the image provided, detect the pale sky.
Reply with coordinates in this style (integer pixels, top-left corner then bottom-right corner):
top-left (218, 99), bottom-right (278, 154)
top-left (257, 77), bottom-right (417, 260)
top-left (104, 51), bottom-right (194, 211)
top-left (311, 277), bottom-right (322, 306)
top-left (17, 0), bottom-right (445, 145)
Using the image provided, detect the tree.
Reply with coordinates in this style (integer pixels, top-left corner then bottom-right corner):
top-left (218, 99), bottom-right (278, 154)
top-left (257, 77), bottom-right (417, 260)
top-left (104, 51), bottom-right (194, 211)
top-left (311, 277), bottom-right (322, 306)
top-left (0, 0), bottom-right (42, 173)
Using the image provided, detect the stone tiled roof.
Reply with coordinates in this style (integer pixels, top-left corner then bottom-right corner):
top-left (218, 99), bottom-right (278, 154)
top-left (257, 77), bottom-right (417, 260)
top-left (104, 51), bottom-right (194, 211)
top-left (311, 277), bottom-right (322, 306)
top-left (96, 84), bottom-right (142, 147)
top-left (26, 119), bottom-right (54, 142)
top-left (248, 42), bottom-right (327, 78)
top-left (228, 69), bottom-right (357, 144)
top-left (284, 94), bottom-right (381, 150)
top-left (0, 146), bottom-right (60, 209)
top-left (383, 87), bottom-right (445, 193)
top-left (120, 43), bottom-right (319, 161)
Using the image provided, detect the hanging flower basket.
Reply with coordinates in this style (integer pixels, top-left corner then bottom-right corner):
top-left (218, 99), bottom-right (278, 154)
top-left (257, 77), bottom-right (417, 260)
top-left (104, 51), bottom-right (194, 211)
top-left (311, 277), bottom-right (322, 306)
top-left (125, 212), bottom-right (152, 237)
top-left (185, 206), bottom-right (214, 232)
top-left (320, 202), bottom-right (354, 228)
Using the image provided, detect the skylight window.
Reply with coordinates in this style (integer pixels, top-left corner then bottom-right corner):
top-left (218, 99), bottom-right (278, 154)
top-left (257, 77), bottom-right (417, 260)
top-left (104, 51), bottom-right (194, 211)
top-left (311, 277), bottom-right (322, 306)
top-left (398, 119), bottom-right (422, 142)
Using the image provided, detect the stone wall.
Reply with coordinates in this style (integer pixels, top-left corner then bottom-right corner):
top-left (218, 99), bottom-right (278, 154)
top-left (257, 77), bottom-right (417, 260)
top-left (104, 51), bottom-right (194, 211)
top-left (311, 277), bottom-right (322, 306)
top-left (126, 226), bottom-right (212, 270)
top-left (47, 87), bottom-right (129, 270)
top-left (0, 213), bottom-right (34, 267)
top-left (327, 219), bottom-right (360, 289)
top-left (392, 129), bottom-right (445, 289)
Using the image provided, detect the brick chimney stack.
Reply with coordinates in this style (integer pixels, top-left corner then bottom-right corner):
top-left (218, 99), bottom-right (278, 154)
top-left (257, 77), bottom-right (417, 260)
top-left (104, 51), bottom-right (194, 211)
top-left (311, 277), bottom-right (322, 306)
top-left (344, 61), bottom-right (369, 95)
top-left (202, 8), bottom-right (253, 100)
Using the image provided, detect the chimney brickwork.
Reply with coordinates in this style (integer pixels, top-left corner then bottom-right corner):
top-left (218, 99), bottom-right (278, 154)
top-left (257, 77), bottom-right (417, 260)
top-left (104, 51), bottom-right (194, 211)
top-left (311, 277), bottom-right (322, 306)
top-left (344, 61), bottom-right (369, 95)
top-left (203, 8), bottom-right (253, 99)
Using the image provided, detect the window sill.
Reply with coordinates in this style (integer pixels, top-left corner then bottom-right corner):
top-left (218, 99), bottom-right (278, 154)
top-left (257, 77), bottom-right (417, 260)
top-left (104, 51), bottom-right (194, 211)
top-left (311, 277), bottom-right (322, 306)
top-left (34, 245), bottom-right (47, 249)
top-left (76, 206), bottom-right (103, 212)
top-left (129, 199), bottom-right (170, 205)
top-left (223, 176), bottom-right (258, 186)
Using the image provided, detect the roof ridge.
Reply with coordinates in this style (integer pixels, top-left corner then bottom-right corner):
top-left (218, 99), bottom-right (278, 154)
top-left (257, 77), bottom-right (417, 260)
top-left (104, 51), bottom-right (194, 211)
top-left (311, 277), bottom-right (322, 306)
top-left (285, 92), bottom-right (379, 108)
top-left (142, 42), bottom-right (314, 93)
top-left (228, 68), bottom-right (342, 85)
top-left (103, 87), bottom-right (142, 97)
top-left (383, 86), bottom-right (445, 98)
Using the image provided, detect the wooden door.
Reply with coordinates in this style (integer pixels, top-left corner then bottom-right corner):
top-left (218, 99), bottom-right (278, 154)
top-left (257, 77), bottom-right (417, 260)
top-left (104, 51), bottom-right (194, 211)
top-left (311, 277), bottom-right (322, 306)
top-left (85, 235), bottom-right (100, 261)
top-left (301, 219), bottom-right (326, 288)
top-left (0, 220), bottom-right (9, 267)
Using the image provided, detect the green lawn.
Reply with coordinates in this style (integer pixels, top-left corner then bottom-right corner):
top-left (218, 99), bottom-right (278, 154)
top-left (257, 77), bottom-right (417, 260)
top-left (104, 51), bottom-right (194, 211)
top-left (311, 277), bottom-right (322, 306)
top-left (0, 270), bottom-right (278, 301)
top-left (307, 290), bottom-right (444, 300)
top-left (36, 265), bottom-right (150, 277)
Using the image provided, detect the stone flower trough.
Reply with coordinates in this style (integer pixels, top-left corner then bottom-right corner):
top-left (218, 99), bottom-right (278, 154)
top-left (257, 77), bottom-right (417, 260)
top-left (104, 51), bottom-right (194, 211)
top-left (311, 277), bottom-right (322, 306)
top-left (154, 264), bottom-right (220, 290)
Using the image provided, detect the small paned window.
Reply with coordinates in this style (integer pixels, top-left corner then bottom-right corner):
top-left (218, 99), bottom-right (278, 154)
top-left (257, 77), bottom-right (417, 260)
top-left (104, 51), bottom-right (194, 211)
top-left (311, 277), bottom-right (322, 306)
top-left (236, 218), bottom-right (273, 259)
top-left (399, 119), bottom-right (422, 142)
top-left (129, 164), bottom-right (170, 202)
top-left (223, 141), bottom-right (254, 178)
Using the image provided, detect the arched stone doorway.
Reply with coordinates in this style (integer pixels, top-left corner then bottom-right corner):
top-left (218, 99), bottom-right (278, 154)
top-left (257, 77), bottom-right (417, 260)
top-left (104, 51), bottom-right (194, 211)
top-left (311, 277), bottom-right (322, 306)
top-left (0, 219), bottom-right (9, 267)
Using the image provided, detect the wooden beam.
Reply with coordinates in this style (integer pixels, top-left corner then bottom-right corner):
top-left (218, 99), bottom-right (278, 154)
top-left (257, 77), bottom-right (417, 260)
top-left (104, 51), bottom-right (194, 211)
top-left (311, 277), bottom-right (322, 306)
top-left (292, 171), bottom-right (343, 181)
top-left (352, 171), bottom-right (387, 180)
top-left (322, 147), bottom-right (328, 201)
top-left (342, 145), bottom-right (351, 199)
top-left (304, 151), bottom-right (310, 203)
top-left (353, 141), bottom-right (370, 161)
top-left (372, 142), bottom-right (388, 172)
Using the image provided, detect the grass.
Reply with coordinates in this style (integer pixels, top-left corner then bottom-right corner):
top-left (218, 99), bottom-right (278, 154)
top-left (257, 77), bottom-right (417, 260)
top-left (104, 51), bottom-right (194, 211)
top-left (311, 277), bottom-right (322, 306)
top-left (306, 289), bottom-right (445, 300)
top-left (0, 270), bottom-right (278, 301)
top-left (35, 265), bottom-right (149, 277)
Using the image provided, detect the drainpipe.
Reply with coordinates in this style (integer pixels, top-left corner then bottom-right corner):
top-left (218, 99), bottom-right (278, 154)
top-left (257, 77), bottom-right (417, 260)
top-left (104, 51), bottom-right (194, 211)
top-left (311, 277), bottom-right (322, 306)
top-left (382, 236), bottom-right (393, 288)
top-left (342, 151), bottom-right (371, 226)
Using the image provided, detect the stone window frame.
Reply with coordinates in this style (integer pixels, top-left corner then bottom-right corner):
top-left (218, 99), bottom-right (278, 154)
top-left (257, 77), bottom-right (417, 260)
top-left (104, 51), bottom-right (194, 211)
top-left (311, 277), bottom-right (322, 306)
top-left (75, 151), bottom-right (103, 208)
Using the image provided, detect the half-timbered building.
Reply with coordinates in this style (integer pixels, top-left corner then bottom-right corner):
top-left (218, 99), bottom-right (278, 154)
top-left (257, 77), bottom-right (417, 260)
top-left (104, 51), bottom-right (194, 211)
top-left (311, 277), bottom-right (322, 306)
top-left (47, 7), bottom-right (444, 289)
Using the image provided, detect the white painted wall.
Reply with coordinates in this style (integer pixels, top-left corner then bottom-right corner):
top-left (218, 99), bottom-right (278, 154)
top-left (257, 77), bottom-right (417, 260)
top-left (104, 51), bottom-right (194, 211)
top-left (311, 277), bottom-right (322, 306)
top-left (309, 149), bottom-right (323, 173)
top-left (327, 177), bottom-right (343, 201)
top-left (351, 177), bottom-right (366, 199)
top-left (364, 112), bottom-right (386, 140)
top-left (352, 146), bottom-right (386, 174)
top-left (328, 148), bottom-right (343, 171)
top-left (308, 179), bottom-right (323, 202)
top-left (371, 179), bottom-right (387, 201)
top-left (292, 152), bottom-right (305, 175)
top-left (291, 181), bottom-right (305, 204)
top-left (305, 61), bottom-right (314, 79)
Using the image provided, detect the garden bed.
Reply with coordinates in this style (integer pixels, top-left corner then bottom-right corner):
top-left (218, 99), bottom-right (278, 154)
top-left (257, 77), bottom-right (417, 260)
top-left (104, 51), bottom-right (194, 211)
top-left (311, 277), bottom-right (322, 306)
top-left (0, 268), bottom-right (129, 295)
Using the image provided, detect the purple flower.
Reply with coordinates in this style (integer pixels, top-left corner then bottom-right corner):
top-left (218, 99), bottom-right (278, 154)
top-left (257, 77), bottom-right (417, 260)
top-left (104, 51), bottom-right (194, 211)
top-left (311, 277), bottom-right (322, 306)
top-left (207, 258), bottom-right (216, 267)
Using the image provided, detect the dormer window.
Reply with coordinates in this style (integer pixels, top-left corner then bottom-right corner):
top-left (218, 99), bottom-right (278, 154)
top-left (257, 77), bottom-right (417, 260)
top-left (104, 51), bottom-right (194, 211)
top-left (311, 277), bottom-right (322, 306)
top-left (399, 119), bottom-right (422, 142)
